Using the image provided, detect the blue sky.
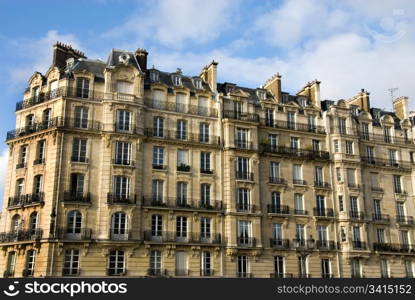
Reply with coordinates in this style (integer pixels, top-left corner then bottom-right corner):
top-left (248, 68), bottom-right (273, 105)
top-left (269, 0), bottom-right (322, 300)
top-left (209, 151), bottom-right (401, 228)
top-left (0, 0), bottom-right (415, 207)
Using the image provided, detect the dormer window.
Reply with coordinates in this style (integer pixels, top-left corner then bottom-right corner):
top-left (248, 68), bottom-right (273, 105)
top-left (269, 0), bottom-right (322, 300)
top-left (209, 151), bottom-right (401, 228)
top-left (193, 79), bottom-right (202, 89)
top-left (281, 94), bottom-right (288, 104)
top-left (298, 96), bottom-right (307, 107)
top-left (32, 86), bottom-right (40, 101)
top-left (351, 106), bottom-right (359, 117)
top-left (150, 71), bottom-right (159, 82)
top-left (172, 75), bottom-right (182, 86)
top-left (257, 90), bottom-right (266, 100)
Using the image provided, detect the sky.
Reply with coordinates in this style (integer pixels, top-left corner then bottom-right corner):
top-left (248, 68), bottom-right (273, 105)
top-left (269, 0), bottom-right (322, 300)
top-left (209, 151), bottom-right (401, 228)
top-left (0, 0), bottom-right (414, 208)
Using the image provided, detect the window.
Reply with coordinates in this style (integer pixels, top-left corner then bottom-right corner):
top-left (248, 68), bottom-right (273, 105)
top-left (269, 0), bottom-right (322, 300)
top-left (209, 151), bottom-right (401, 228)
top-left (19, 145), bottom-right (28, 167)
top-left (351, 258), bottom-right (361, 278)
top-left (35, 140), bottom-right (46, 164)
top-left (405, 261), bottom-right (414, 278)
top-left (272, 223), bottom-right (282, 241)
top-left (236, 157), bottom-right (249, 179)
top-left (70, 173), bottom-right (84, 196)
top-left (151, 179), bottom-right (163, 204)
top-left (200, 217), bottom-right (211, 240)
top-left (150, 250), bottom-right (162, 275)
top-left (76, 77), bottom-right (90, 98)
top-left (198, 96), bottom-right (208, 115)
top-left (321, 259), bottom-right (331, 278)
top-left (177, 150), bottom-right (189, 169)
top-left (201, 251), bottom-right (211, 276)
top-left (11, 215), bottom-right (21, 235)
top-left (316, 195), bottom-right (326, 213)
top-left (308, 115), bottom-right (316, 132)
top-left (338, 195), bottom-right (344, 212)
top-left (176, 93), bottom-right (186, 112)
top-left (298, 256), bottom-right (308, 277)
top-left (376, 228), bottom-right (385, 244)
top-left (334, 140), bottom-right (339, 152)
top-left (32, 86), bottom-right (40, 101)
top-left (265, 108), bottom-right (274, 126)
top-left (151, 215), bottom-right (163, 237)
top-left (176, 120), bottom-right (187, 140)
top-left (271, 191), bottom-right (281, 210)
top-left (317, 225), bottom-right (328, 243)
top-left (26, 114), bottom-right (35, 128)
top-left (173, 76), bottom-right (182, 86)
top-left (199, 123), bottom-right (209, 143)
top-left (366, 146), bottom-right (374, 161)
top-left (361, 123), bottom-right (369, 140)
top-left (194, 79), bottom-right (203, 90)
top-left (293, 164), bottom-right (302, 182)
top-left (29, 212), bottom-right (38, 234)
top-left (74, 106), bottom-right (89, 129)
top-left (200, 152), bottom-right (211, 172)
top-left (116, 81), bottom-right (133, 94)
top-left (176, 216), bottom-right (187, 239)
top-left (380, 259), bottom-right (389, 278)
top-left (237, 255), bottom-right (249, 277)
top-left (400, 230), bottom-right (409, 247)
top-left (153, 90), bottom-right (165, 108)
top-left (33, 175), bottom-right (43, 195)
top-left (393, 175), bottom-right (402, 193)
top-left (312, 139), bottom-right (320, 151)
top-left (150, 71), bottom-right (159, 82)
top-left (296, 224), bottom-right (305, 243)
top-left (16, 179), bottom-right (25, 198)
top-left (350, 196), bottom-right (359, 216)
top-left (200, 183), bottom-right (211, 207)
top-left (153, 116), bottom-right (164, 137)
top-left (116, 110), bottom-right (131, 132)
top-left (347, 168), bottom-right (356, 187)
top-left (67, 210), bottom-right (82, 236)
top-left (111, 212), bottom-right (128, 240)
top-left (152, 146), bottom-right (164, 168)
top-left (25, 250), bottom-right (36, 277)
top-left (384, 127), bottom-right (392, 143)
top-left (352, 226), bottom-right (361, 243)
top-left (42, 109), bottom-right (51, 125)
top-left (274, 256), bottom-right (284, 278)
top-left (237, 188), bottom-right (250, 211)
top-left (113, 176), bottom-right (130, 200)
top-left (234, 101), bottom-right (243, 118)
top-left (396, 202), bottom-right (405, 218)
top-left (287, 112), bottom-right (295, 129)
top-left (175, 251), bottom-right (187, 276)
top-left (345, 141), bottom-right (354, 154)
top-left (72, 138), bottom-right (87, 162)
top-left (6, 251), bottom-right (16, 277)
top-left (236, 128), bottom-right (249, 149)
top-left (269, 134), bottom-right (278, 150)
top-left (270, 162), bottom-right (280, 180)
top-left (115, 141), bottom-right (131, 165)
top-left (338, 117), bottom-right (346, 134)
top-left (50, 80), bottom-right (58, 97)
top-left (176, 182), bottom-right (188, 206)
top-left (290, 137), bottom-right (299, 149)
top-left (370, 173), bottom-right (379, 189)
top-left (238, 220), bottom-right (251, 245)
top-left (388, 149), bottom-right (397, 165)
top-left (108, 250), bottom-right (125, 275)
top-left (315, 167), bottom-right (323, 185)
top-left (294, 194), bottom-right (304, 213)
top-left (336, 168), bottom-right (342, 181)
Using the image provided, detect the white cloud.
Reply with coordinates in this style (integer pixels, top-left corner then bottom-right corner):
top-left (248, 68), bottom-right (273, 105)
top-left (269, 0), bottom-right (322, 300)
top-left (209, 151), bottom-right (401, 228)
top-left (0, 148), bottom-right (9, 210)
top-left (103, 0), bottom-right (239, 48)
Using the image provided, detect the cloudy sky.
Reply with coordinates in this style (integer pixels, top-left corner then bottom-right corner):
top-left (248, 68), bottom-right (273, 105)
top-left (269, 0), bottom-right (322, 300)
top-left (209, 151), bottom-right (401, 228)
top-left (0, 0), bottom-right (414, 207)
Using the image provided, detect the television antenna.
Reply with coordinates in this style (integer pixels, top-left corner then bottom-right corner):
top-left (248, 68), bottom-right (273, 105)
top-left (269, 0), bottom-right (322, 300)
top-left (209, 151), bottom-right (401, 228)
top-left (387, 87), bottom-right (399, 103)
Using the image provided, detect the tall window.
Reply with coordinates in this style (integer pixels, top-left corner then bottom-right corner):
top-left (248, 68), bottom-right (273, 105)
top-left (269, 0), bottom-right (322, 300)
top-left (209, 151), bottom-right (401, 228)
top-left (350, 196), bottom-right (359, 216)
top-left (200, 217), bottom-right (211, 240)
top-left (108, 250), bottom-right (125, 275)
top-left (287, 112), bottom-right (295, 129)
top-left (70, 173), bottom-right (84, 196)
top-left (33, 175), bottom-right (43, 196)
top-left (236, 128), bottom-right (249, 149)
top-left (153, 116), bottom-right (164, 137)
top-left (153, 89), bottom-right (164, 108)
top-left (201, 251), bottom-right (212, 276)
top-left (312, 139), bottom-right (320, 152)
top-left (366, 146), bottom-right (374, 161)
top-left (151, 215), bottom-right (163, 237)
top-left (314, 167), bottom-right (323, 185)
top-left (338, 117), bottom-right (346, 134)
top-left (35, 140), bottom-right (46, 164)
top-left (269, 134), bottom-right (278, 150)
top-left (42, 109), bottom-right (51, 125)
top-left (6, 251), bottom-right (16, 276)
top-left (26, 114), bottom-right (34, 127)
top-left (317, 225), bottom-right (328, 243)
top-left (19, 145), bottom-right (28, 167)
top-left (67, 210), bottom-right (82, 235)
top-left (152, 146), bottom-right (164, 168)
top-left (274, 256), bottom-right (284, 278)
top-left (308, 115), bottom-right (316, 131)
top-left (270, 162), bottom-right (280, 180)
top-left (152, 180), bottom-right (164, 203)
top-left (238, 220), bottom-right (251, 245)
top-left (116, 81), bottom-right (133, 94)
top-left (234, 101), bottom-right (243, 118)
top-left (200, 152), bottom-right (211, 172)
top-left (272, 223), bottom-right (282, 242)
top-left (176, 120), bottom-right (187, 140)
top-left (316, 195), bottom-right (325, 214)
top-left (334, 140), bottom-right (339, 152)
top-left (373, 199), bottom-right (382, 219)
top-left (265, 108), bottom-right (274, 126)
top-left (176, 216), bottom-right (187, 240)
top-left (11, 215), bottom-right (21, 234)
top-left (199, 123), bottom-right (209, 143)
top-left (116, 110), bottom-right (131, 132)
top-left (237, 188), bottom-right (250, 211)
top-left (271, 191), bottom-right (281, 210)
top-left (388, 149), bottom-right (397, 165)
top-left (72, 138), bottom-right (87, 162)
top-left (76, 77), bottom-right (90, 98)
top-left (347, 168), bottom-right (356, 187)
top-left (321, 259), bottom-right (331, 278)
top-left (295, 224), bottom-right (305, 243)
top-left (16, 179), bottom-right (25, 198)
top-left (396, 202), bottom-right (406, 219)
top-left (400, 230), bottom-right (409, 247)
top-left (294, 194), bottom-right (304, 213)
top-left (376, 228), bottom-right (385, 244)
top-left (237, 255), bottom-right (249, 277)
top-left (198, 96), bottom-right (208, 115)
top-left (293, 164), bottom-right (302, 182)
top-left (384, 127), bottom-right (391, 143)
top-left (361, 123), bottom-right (369, 140)
top-left (236, 157), bottom-right (249, 179)
top-left (74, 106), bottom-right (89, 128)
top-left (352, 226), bottom-right (361, 243)
top-left (177, 150), bottom-right (188, 168)
top-left (298, 256), bottom-right (308, 277)
top-left (29, 212), bottom-right (38, 234)
top-left (380, 259), bottom-right (389, 278)
top-left (25, 250), bottom-right (36, 277)
top-left (111, 212), bottom-right (128, 240)
top-left (115, 141), bottom-right (131, 165)
top-left (351, 258), bottom-right (361, 278)
top-left (150, 250), bottom-right (162, 275)
top-left (113, 176), bottom-right (130, 199)
top-left (336, 168), bottom-right (342, 181)
top-left (405, 261), bottom-right (414, 278)
top-left (345, 141), bottom-right (354, 154)
top-left (176, 182), bottom-right (188, 206)
top-left (290, 137), bottom-right (299, 149)
top-left (176, 93), bottom-right (186, 112)
top-left (200, 183), bottom-right (211, 207)
top-left (393, 175), bottom-right (402, 193)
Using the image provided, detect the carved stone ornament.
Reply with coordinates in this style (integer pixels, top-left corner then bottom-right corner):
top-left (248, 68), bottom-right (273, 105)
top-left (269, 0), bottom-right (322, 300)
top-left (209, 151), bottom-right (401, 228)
top-left (118, 53), bottom-right (130, 66)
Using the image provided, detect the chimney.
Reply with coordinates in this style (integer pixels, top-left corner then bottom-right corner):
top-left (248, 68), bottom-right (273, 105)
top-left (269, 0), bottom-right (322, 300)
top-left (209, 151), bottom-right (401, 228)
top-left (53, 42), bottom-right (86, 70)
top-left (393, 96), bottom-right (409, 120)
top-left (346, 89), bottom-right (371, 112)
top-left (200, 61), bottom-right (218, 93)
top-left (263, 73), bottom-right (282, 101)
top-left (135, 48), bottom-right (148, 72)
top-left (297, 80), bottom-right (321, 108)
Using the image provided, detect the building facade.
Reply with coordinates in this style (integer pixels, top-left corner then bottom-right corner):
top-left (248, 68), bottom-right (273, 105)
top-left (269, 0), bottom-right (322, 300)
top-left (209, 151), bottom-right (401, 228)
top-left (1, 42), bottom-right (415, 278)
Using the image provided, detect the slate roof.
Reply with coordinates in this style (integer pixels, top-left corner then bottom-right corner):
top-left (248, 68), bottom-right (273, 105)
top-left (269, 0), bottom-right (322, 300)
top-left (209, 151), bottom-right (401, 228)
top-left (106, 49), bottom-right (142, 71)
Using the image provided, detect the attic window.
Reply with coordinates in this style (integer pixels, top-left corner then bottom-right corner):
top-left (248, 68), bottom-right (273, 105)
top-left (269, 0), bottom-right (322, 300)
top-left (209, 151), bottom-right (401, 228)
top-left (150, 71), bottom-right (159, 82)
top-left (281, 94), bottom-right (288, 104)
top-left (257, 90), bottom-right (266, 100)
top-left (298, 96), bottom-right (307, 107)
top-left (172, 75), bottom-right (182, 86)
top-left (193, 79), bottom-right (202, 89)
top-left (351, 106), bottom-right (359, 117)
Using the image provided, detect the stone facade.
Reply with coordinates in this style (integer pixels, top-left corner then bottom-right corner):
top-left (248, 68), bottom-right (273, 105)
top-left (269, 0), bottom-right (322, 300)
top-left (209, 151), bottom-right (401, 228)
top-left (1, 42), bottom-right (415, 278)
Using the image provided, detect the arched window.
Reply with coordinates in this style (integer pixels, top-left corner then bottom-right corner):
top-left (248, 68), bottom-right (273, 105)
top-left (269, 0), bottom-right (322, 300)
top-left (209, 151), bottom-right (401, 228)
top-left (29, 212), bottom-right (38, 234)
top-left (11, 215), bottom-right (21, 234)
top-left (108, 250), bottom-right (125, 275)
top-left (111, 212), bottom-right (127, 240)
top-left (67, 210), bottom-right (82, 234)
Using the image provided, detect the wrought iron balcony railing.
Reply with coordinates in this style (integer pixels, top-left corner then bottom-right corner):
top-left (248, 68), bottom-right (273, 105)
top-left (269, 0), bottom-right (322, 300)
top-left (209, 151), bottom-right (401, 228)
top-left (313, 208), bottom-right (334, 218)
top-left (267, 205), bottom-right (290, 214)
top-left (145, 99), bottom-right (218, 118)
top-left (261, 144), bottom-right (330, 160)
top-left (372, 213), bottom-right (390, 223)
top-left (8, 193), bottom-right (44, 208)
top-left (260, 119), bottom-right (326, 134)
top-left (223, 110), bottom-right (259, 122)
top-left (142, 196), bottom-right (223, 211)
top-left (269, 177), bottom-right (287, 185)
top-left (144, 128), bottom-right (220, 145)
top-left (63, 191), bottom-right (91, 203)
top-left (270, 238), bottom-right (290, 249)
top-left (316, 240), bottom-right (337, 250)
top-left (0, 229), bottom-right (43, 243)
top-left (237, 236), bottom-right (256, 247)
top-left (351, 240), bottom-right (367, 250)
top-left (107, 193), bottom-right (137, 205)
top-left (143, 231), bottom-right (223, 244)
top-left (361, 156), bottom-right (411, 169)
top-left (54, 228), bottom-right (92, 240)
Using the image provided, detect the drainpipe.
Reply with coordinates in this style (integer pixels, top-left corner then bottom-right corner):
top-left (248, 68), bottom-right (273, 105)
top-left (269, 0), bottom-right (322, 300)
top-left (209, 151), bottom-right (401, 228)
top-left (218, 93), bottom-right (225, 277)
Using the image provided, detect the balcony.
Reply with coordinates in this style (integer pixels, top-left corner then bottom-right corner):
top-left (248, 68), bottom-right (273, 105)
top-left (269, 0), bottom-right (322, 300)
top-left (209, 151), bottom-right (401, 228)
top-left (112, 159), bottom-right (135, 167)
top-left (63, 191), bottom-right (91, 204)
top-left (144, 128), bottom-right (220, 145)
top-left (373, 243), bottom-right (414, 253)
top-left (22, 269), bottom-right (34, 277)
top-left (145, 99), bottom-right (218, 118)
top-left (177, 164), bottom-right (191, 172)
top-left (292, 239), bottom-right (315, 250)
top-left (236, 203), bottom-right (256, 213)
top-left (223, 110), bottom-right (259, 122)
top-left (107, 193), bottom-right (137, 205)
top-left (237, 237), bottom-right (256, 247)
top-left (152, 164), bottom-right (166, 170)
top-left (293, 179), bottom-right (307, 186)
top-left (235, 140), bottom-right (255, 150)
top-left (235, 171), bottom-right (254, 181)
top-left (396, 215), bottom-right (414, 226)
top-left (261, 119), bottom-right (326, 134)
top-left (110, 231), bottom-right (132, 241)
top-left (358, 131), bottom-right (413, 145)
top-left (143, 231), bottom-right (222, 244)
top-left (261, 144), bottom-right (330, 160)
top-left (293, 209), bottom-right (308, 216)
top-left (351, 240), bottom-right (367, 250)
top-left (16, 162), bottom-right (27, 169)
top-left (8, 193), bottom-right (44, 208)
top-left (372, 213), bottom-right (390, 224)
top-left (349, 211), bottom-right (365, 220)
top-left (0, 229), bottom-right (43, 243)
top-left (361, 156), bottom-right (411, 170)
top-left (54, 228), bottom-right (92, 240)
top-left (316, 240), bottom-right (337, 250)
top-left (269, 177), bottom-right (287, 185)
top-left (71, 156), bottom-right (89, 163)
top-left (33, 158), bottom-right (45, 165)
top-left (347, 183), bottom-right (360, 189)
top-left (270, 238), bottom-right (290, 249)
top-left (313, 208), bottom-right (334, 218)
top-left (200, 168), bottom-right (214, 174)
top-left (147, 268), bottom-right (168, 277)
top-left (314, 181), bottom-right (331, 189)
top-left (371, 186), bottom-right (384, 193)
top-left (142, 196), bottom-right (223, 211)
top-left (267, 205), bottom-right (290, 215)
top-left (16, 86), bottom-right (104, 112)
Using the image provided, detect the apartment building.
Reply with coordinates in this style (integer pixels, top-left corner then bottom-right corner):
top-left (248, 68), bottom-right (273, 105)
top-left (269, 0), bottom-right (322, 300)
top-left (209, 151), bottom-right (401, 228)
top-left (0, 42), bottom-right (414, 278)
